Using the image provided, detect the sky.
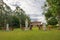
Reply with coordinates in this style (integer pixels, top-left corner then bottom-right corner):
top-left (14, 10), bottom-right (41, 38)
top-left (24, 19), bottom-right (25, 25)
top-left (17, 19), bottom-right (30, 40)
top-left (3, 0), bottom-right (46, 23)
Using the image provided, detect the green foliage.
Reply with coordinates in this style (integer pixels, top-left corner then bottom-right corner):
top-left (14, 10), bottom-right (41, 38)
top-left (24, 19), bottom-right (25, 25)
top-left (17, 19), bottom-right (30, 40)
top-left (46, 0), bottom-right (60, 27)
top-left (0, 2), bottom-right (31, 28)
top-left (9, 16), bottom-right (20, 28)
top-left (45, 9), bottom-right (53, 19)
top-left (48, 17), bottom-right (58, 25)
top-left (14, 6), bottom-right (31, 27)
top-left (45, 7), bottom-right (58, 25)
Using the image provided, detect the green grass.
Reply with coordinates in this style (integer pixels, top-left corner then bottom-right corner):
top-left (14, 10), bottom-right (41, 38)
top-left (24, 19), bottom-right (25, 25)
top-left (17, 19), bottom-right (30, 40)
top-left (0, 27), bottom-right (60, 40)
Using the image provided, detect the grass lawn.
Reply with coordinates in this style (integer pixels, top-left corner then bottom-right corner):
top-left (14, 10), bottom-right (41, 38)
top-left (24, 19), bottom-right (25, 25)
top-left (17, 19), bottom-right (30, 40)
top-left (0, 27), bottom-right (60, 40)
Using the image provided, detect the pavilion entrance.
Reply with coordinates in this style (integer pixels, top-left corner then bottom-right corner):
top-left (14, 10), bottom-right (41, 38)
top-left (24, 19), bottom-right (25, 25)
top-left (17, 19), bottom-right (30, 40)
top-left (30, 21), bottom-right (43, 30)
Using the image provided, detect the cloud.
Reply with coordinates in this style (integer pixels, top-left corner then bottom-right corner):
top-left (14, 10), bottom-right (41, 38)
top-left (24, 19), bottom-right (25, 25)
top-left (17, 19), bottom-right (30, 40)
top-left (3, 0), bottom-right (46, 23)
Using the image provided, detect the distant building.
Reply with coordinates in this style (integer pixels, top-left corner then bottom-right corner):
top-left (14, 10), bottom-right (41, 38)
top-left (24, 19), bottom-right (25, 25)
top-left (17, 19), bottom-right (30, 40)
top-left (30, 21), bottom-right (43, 30)
top-left (30, 21), bottom-right (43, 27)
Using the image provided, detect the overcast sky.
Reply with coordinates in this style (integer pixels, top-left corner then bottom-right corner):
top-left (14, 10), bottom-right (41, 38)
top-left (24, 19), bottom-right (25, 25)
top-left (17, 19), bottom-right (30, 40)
top-left (3, 0), bottom-right (46, 23)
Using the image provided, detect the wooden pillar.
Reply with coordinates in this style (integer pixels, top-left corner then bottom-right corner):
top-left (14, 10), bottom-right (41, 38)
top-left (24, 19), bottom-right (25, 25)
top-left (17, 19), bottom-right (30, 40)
top-left (30, 25), bottom-right (33, 30)
top-left (37, 25), bottom-right (40, 30)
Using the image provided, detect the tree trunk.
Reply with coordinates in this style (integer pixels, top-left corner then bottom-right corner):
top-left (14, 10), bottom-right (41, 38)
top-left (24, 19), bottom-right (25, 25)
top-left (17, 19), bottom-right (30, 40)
top-left (43, 23), bottom-right (46, 31)
top-left (20, 24), bottom-right (21, 28)
top-left (25, 19), bottom-right (28, 30)
top-left (57, 15), bottom-right (60, 27)
top-left (6, 23), bottom-right (9, 31)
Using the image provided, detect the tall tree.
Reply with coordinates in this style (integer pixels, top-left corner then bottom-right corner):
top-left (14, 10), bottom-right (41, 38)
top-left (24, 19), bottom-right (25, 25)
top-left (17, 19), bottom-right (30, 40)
top-left (46, 0), bottom-right (60, 27)
top-left (0, 0), bottom-right (12, 31)
top-left (3, 3), bottom-right (12, 28)
top-left (14, 6), bottom-right (30, 28)
top-left (0, 0), bottom-right (4, 27)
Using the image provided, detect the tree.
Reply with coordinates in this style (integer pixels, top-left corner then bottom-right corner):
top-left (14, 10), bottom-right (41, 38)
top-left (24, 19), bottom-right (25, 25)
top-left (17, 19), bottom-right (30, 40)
top-left (48, 17), bottom-right (58, 25)
top-left (46, 0), bottom-right (60, 27)
top-left (0, 0), bottom-right (31, 30)
top-left (14, 6), bottom-right (30, 28)
top-left (45, 9), bottom-right (53, 20)
top-left (9, 16), bottom-right (20, 28)
top-left (45, 9), bottom-right (58, 25)
top-left (0, 0), bottom-right (5, 27)
top-left (0, 0), bottom-right (13, 31)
